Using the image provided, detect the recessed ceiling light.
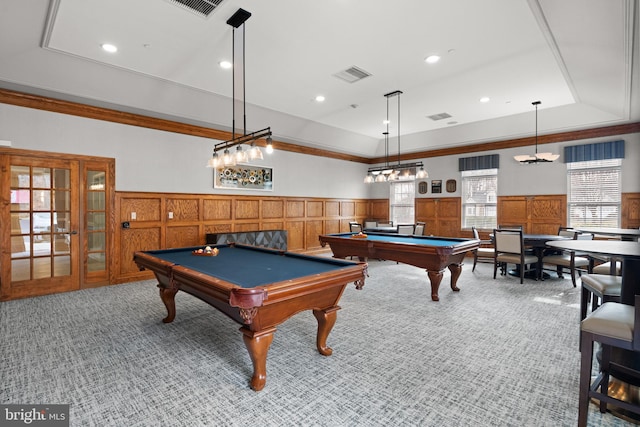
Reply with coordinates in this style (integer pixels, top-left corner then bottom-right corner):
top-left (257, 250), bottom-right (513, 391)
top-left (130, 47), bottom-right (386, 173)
top-left (315, 95), bottom-right (325, 102)
top-left (425, 55), bottom-right (440, 64)
top-left (480, 97), bottom-right (490, 103)
top-left (101, 43), bottom-right (118, 53)
top-left (219, 61), bottom-right (232, 69)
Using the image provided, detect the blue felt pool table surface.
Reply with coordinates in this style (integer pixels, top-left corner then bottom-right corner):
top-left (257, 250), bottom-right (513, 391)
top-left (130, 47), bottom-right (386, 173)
top-left (142, 244), bottom-right (360, 288)
top-left (327, 232), bottom-right (467, 246)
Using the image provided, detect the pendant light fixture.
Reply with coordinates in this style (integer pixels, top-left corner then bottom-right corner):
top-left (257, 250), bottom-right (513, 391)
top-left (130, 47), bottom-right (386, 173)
top-left (207, 8), bottom-right (272, 169)
top-left (365, 90), bottom-right (428, 183)
top-left (513, 101), bottom-right (559, 164)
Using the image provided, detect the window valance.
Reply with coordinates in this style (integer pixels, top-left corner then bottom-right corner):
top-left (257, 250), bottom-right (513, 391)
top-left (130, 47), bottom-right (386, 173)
top-left (564, 140), bottom-right (625, 163)
top-left (458, 154), bottom-right (499, 171)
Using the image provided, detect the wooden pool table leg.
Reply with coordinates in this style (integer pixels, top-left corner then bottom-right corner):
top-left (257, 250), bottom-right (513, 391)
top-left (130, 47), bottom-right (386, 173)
top-left (158, 287), bottom-right (178, 323)
top-left (448, 263), bottom-right (463, 292)
top-left (427, 270), bottom-right (443, 301)
top-left (313, 306), bottom-right (340, 356)
top-left (240, 326), bottom-right (276, 391)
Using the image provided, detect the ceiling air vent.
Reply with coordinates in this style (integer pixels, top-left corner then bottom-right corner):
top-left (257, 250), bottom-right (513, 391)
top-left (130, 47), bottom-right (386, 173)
top-left (166, 0), bottom-right (224, 18)
top-left (333, 66), bottom-right (372, 83)
top-left (427, 112), bottom-right (452, 121)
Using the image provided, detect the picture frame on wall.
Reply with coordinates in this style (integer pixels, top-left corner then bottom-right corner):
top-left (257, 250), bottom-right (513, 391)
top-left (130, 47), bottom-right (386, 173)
top-left (214, 165), bottom-right (273, 191)
top-left (431, 180), bottom-right (442, 194)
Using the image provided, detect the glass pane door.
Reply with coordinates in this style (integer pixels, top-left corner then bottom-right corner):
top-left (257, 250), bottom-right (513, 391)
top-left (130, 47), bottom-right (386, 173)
top-left (87, 170), bottom-right (106, 273)
top-left (10, 165), bottom-right (72, 281)
top-left (5, 156), bottom-right (79, 299)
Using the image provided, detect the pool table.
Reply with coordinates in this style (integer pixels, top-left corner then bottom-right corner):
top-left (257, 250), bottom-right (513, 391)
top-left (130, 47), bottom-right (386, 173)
top-left (133, 243), bottom-right (366, 391)
top-left (319, 232), bottom-right (480, 301)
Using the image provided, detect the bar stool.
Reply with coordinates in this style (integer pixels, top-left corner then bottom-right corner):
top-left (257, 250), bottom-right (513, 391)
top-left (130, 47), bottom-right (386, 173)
top-left (578, 295), bottom-right (640, 426)
top-left (579, 274), bottom-right (622, 321)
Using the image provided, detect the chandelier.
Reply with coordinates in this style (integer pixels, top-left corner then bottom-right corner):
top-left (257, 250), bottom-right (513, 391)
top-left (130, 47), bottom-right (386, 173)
top-left (513, 101), bottom-right (558, 164)
top-left (207, 8), bottom-right (273, 169)
top-left (364, 90), bottom-right (428, 183)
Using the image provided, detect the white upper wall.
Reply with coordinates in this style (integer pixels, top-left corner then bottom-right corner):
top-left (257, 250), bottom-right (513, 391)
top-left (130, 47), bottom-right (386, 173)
top-left (0, 103), bottom-right (370, 198)
top-left (368, 135), bottom-right (640, 199)
top-left (1, 102), bottom-right (638, 200)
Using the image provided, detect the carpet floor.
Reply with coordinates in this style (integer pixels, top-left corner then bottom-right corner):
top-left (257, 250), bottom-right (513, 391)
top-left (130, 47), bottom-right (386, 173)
top-left (0, 259), bottom-right (635, 426)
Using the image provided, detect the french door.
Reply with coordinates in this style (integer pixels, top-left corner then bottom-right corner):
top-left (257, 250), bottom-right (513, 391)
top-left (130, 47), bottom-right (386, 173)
top-left (1, 152), bottom-right (112, 300)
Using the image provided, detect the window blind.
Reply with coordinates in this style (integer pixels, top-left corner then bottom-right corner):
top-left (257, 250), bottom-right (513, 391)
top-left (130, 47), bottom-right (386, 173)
top-left (390, 181), bottom-right (415, 224)
top-left (461, 169), bottom-right (498, 229)
top-left (567, 159), bottom-right (621, 227)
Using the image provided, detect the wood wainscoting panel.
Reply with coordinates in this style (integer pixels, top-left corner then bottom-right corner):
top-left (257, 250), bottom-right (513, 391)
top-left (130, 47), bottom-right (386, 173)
top-left (166, 198), bottom-right (199, 221)
top-left (120, 227), bottom-right (161, 277)
top-left (114, 193), bottom-right (374, 282)
top-left (370, 199), bottom-right (389, 220)
top-left (415, 198), bottom-right (461, 237)
top-left (326, 201), bottom-right (340, 217)
top-left (623, 192), bottom-right (640, 229)
top-left (498, 197), bottom-right (528, 230)
top-left (355, 201), bottom-right (369, 217)
top-left (235, 199), bottom-right (260, 219)
top-left (305, 220), bottom-right (324, 250)
top-left (498, 195), bottom-right (565, 234)
top-left (204, 223), bottom-right (232, 234)
top-left (530, 195), bottom-right (565, 234)
top-left (416, 198), bottom-right (436, 218)
top-left (438, 219), bottom-right (461, 237)
top-left (263, 200), bottom-right (285, 219)
top-left (203, 199), bottom-right (232, 220)
top-left (340, 201), bottom-right (355, 219)
top-left (235, 222), bottom-right (261, 232)
top-left (285, 200), bottom-right (305, 218)
top-left (261, 222), bottom-right (284, 231)
top-left (286, 220), bottom-right (305, 251)
top-left (121, 197), bottom-right (161, 221)
top-left (307, 200), bottom-right (324, 217)
top-left (167, 225), bottom-right (200, 248)
top-left (325, 219), bottom-right (340, 235)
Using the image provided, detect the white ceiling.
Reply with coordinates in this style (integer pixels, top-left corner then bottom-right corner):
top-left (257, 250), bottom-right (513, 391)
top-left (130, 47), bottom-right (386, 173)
top-left (0, 0), bottom-right (638, 158)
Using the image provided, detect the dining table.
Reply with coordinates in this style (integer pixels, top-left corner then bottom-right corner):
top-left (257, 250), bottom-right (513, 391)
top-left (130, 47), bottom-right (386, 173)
top-left (546, 239), bottom-right (640, 418)
top-left (545, 239), bottom-right (640, 305)
top-left (573, 227), bottom-right (640, 242)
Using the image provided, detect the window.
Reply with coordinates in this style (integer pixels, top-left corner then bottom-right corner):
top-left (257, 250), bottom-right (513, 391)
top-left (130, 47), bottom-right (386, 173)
top-left (390, 181), bottom-right (415, 224)
top-left (567, 159), bottom-right (621, 227)
top-left (461, 168), bottom-right (497, 229)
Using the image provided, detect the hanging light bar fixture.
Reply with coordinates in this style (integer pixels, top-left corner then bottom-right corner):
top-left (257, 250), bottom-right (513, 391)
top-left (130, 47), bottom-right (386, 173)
top-left (365, 90), bottom-right (428, 183)
top-left (207, 8), bottom-right (273, 169)
top-left (513, 100), bottom-right (558, 164)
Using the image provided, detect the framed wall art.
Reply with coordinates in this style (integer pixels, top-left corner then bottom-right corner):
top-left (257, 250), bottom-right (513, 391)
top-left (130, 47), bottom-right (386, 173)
top-left (431, 180), bottom-right (442, 194)
top-left (214, 165), bottom-right (273, 191)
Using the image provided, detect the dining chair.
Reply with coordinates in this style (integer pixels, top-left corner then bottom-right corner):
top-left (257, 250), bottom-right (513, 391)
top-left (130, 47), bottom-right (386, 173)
top-left (349, 222), bottom-right (362, 233)
top-left (363, 220), bottom-right (377, 229)
top-left (578, 295), bottom-right (640, 426)
top-left (397, 224), bottom-right (414, 234)
top-left (498, 224), bottom-right (523, 231)
top-left (493, 229), bottom-right (538, 284)
top-left (541, 230), bottom-right (592, 287)
top-left (579, 274), bottom-right (622, 321)
top-left (377, 221), bottom-right (393, 227)
top-left (592, 260), bottom-right (622, 275)
top-left (414, 222), bottom-right (425, 236)
top-left (472, 226), bottom-right (495, 272)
